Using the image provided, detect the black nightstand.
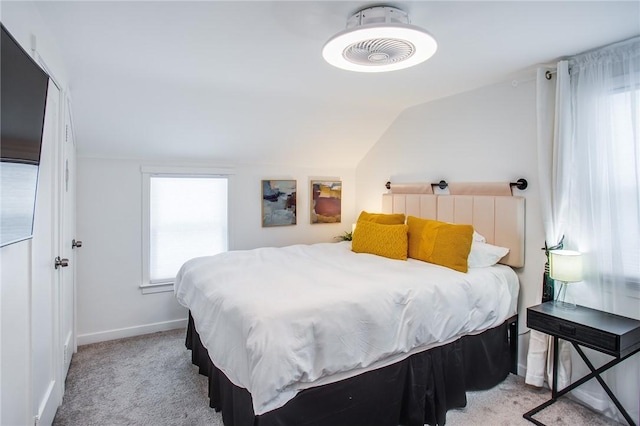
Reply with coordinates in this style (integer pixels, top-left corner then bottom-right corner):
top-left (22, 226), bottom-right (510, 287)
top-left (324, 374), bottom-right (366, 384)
top-left (523, 301), bottom-right (640, 426)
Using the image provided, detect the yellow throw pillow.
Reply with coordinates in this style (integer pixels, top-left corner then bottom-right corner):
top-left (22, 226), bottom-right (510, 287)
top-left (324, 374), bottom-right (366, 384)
top-left (352, 220), bottom-right (408, 260)
top-left (407, 216), bottom-right (473, 273)
top-left (357, 211), bottom-right (406, 225)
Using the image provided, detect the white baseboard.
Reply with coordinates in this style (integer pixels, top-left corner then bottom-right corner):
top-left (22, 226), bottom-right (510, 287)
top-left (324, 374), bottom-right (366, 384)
top-left (77, 318), bottom-right (188, 346)
top-left (35, 380), bottom-right (58, 426)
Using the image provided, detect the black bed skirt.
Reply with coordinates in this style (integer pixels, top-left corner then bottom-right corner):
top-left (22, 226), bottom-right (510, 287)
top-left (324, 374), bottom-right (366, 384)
top-left (186, 313), bottom-right (517, 426)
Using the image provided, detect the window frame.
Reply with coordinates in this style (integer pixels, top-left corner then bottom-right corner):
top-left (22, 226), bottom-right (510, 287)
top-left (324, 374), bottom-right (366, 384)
top-left (141, 165), bottom-right (234, 294)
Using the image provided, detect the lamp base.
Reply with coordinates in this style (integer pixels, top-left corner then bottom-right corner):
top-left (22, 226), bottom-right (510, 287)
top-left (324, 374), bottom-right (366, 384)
top-left (554, 281), bottom-right (576, 309)
top-left (553, 300), bottom-right (576, 310)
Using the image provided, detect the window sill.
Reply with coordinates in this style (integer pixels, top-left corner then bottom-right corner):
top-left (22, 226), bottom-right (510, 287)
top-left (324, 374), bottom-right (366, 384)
top-left (139, 282), bottom-right (174, 294)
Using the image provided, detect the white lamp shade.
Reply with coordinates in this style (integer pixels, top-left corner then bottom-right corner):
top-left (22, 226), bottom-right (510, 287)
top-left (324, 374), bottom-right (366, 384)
top-left (549, 250), bottom-right (583, 282)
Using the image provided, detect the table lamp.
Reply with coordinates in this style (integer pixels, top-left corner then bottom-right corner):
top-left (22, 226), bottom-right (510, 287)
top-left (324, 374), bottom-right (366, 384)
top-left (549, 250), bottom-right (583, 309)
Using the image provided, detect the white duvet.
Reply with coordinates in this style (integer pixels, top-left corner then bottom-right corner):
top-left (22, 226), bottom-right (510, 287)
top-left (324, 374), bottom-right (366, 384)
top-left (174, 241), bottom-right (519, 415)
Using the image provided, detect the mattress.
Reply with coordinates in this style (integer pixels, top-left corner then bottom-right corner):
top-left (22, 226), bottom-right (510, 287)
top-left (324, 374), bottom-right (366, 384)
top-left (174, 241), bottom-right (519, 415)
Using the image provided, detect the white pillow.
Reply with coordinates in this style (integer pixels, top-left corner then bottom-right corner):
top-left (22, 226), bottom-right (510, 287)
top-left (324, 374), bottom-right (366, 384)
top-left (468, 240), bottom-right (509, 268)
top-left (473, 231), bottom-right (487, 243)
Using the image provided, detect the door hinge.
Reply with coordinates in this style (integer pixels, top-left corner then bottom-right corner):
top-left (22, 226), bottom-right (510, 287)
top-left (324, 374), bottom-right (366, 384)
top-left (34, 414), bottom-right (40, 426)
top-left (55, 256), bottom-right (69, 269)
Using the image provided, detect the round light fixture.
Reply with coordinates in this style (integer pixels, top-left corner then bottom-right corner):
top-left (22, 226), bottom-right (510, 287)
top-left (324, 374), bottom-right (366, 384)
top-left (322, 6), bottom-right (437, 73)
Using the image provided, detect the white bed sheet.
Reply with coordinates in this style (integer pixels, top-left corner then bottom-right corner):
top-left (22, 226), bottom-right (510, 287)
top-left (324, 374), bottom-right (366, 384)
top-left (174, 241), bottom-right (519, 415)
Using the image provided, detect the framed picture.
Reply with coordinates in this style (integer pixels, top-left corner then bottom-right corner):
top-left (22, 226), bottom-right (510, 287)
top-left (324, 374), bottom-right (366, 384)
top-left (262, 180), bottom-right (296, 227)
top-left (310, 180), bottom-right (341, 224)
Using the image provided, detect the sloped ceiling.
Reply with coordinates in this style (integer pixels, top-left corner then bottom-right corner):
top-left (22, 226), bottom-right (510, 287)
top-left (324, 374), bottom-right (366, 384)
top-left (33, 1), bottom-right (639, 168)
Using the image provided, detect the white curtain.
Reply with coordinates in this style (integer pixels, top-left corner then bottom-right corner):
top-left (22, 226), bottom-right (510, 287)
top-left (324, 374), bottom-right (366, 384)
top-left (563, 37), bottom-right (640, 424)
top-left (528, 37), bottom-right (640, 424)
top-left (525, 62), bottom-right (572, 390)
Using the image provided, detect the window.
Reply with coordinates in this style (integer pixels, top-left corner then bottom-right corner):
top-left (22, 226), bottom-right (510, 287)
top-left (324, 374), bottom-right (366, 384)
top-left (142, 167), bottom-right (231, 293)
top-left (563, 39), bottom-right (639, 297)
top-left (610, 88), bottom-right (639, 283)
top-left (0, 162), bottom-right (39, 245)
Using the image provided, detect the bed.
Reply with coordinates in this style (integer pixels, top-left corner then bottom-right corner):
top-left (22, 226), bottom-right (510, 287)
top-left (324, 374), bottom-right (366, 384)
top-left (175, 192), bottom-right (525, 426)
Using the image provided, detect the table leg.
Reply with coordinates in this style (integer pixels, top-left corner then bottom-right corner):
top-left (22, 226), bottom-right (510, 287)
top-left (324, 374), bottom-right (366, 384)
top-left (572, 344), bottom-right (637, 426)
top-left (552, 336), bottom-right (559, 398)
top-left (524, 339), bottom-right (639, 426)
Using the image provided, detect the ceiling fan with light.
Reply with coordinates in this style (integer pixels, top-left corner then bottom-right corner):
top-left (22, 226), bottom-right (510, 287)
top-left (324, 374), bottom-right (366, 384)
top-left (322, 5), bottom-right (438, 73)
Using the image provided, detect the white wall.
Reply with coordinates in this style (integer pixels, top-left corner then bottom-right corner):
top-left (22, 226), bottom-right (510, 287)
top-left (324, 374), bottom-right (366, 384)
top-left (355, 77), bottom-right (545, 374)
top-left (78, 77), bottom-right (543, 370)
top-left (75, 157), bottom-right (356, 344)
top-left (1, 2), bottom-right (71, 425)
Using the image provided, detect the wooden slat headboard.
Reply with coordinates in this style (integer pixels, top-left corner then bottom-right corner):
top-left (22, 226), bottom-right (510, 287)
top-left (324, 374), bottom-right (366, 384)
top-left (382, 194), bottom-right (525, 268)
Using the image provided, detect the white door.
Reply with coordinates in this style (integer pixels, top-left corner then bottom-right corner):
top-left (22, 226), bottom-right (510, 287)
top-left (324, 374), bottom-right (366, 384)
top-left (59, 98), bottom-right (77, 379)
top-left (31, 81), bottom-right (61, 426)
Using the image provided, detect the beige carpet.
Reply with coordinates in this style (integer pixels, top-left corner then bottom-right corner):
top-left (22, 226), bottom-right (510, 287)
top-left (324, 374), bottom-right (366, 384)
top-left (53, 328), bottom-right (621, 426)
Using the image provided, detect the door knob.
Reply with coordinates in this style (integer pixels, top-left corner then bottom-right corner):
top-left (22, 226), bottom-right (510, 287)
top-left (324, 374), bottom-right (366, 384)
top-left (55, 256), bottom-right (69, 269)
top-left (72, 239), bottom-right (83, 249)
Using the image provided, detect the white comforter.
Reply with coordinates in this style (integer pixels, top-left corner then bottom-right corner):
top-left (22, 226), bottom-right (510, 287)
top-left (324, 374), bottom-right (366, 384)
top-left (174, 241), bottom-right (519, 415)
